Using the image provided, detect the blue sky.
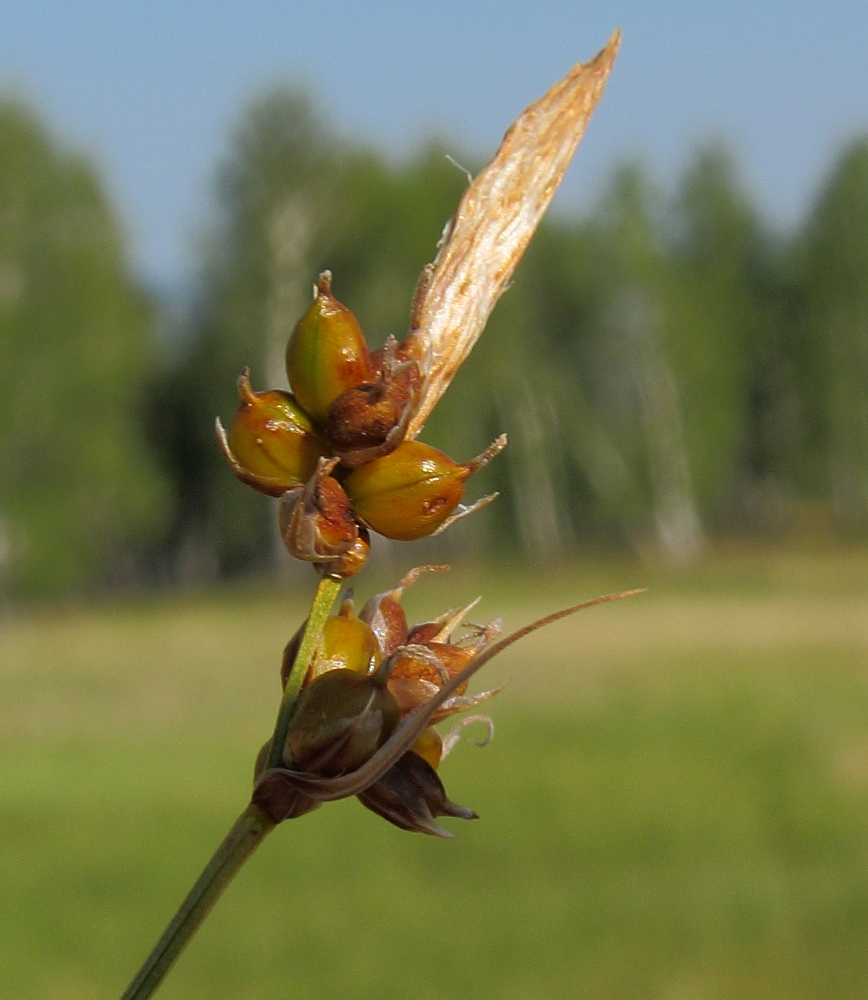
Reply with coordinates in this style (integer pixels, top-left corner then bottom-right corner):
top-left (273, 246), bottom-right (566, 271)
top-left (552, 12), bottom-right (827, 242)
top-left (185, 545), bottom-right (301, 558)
top-left (1, 1), bottom-right (866, 290)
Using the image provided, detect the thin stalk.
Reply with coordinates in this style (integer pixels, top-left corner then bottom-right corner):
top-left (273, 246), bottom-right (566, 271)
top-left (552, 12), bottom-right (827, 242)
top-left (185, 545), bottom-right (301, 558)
top-left (265, 573), bottom-right (342, 770)
top-left (120, 573), bottom-right (341, 999)
top-left (120, 804), bottom-right (274, 1000)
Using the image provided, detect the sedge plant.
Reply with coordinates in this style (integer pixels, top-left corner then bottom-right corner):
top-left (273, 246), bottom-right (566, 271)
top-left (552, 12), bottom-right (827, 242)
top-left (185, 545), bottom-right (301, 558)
top-left (120, 31), bottom-right (632, 1000)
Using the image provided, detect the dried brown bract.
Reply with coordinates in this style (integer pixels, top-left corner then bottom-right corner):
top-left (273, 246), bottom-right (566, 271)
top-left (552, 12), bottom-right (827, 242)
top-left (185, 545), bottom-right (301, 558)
top-left (278, 457), bottom-right (370, 576)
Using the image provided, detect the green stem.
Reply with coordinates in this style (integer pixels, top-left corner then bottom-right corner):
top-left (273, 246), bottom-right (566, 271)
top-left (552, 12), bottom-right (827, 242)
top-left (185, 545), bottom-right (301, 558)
top-left (120, 573), bottom-right (342, 999)
top-left (265, 573), bottom-right (342, 770)
top-left (120, 804), bottom-right (274, 1000)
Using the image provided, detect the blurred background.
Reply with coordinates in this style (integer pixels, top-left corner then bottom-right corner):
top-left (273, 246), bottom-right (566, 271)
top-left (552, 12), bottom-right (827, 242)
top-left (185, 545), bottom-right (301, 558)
top-left (2, 3), bottom-right (868, 998)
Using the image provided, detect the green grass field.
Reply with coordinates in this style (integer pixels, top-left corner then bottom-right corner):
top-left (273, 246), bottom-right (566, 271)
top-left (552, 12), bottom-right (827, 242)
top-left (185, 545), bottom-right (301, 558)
top-left (3, 546), bottom-right (868, 999)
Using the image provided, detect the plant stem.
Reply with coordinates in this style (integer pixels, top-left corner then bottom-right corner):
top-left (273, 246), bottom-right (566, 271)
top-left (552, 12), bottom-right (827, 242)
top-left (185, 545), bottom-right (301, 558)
top-left (120, 804), bottom-right (274, 1000)
top-left (265, 573), bottom-right (342, 770)
top-left (120, 573), bottom-right (341, 999)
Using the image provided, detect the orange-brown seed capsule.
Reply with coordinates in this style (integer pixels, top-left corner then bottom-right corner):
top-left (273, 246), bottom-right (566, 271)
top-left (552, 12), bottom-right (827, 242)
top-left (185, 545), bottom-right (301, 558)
top-left (385, 642), bottom-right (475, 717)
top-left (304, 476), bottom-right (357, 551)
top-left (410, 727), bottom-right (444, 770)
top-left (384, 611), bottom-right (502, 722)
top-left (343, 438), bottom-right (506, 541)
top-left (327, 531), bottom-right (370, 579)
top-left (319, 606), bottom-right (382, 677)
top-left (217, 370), bottom-right (326, 497)
top-left (326, 381), bottom-right (404, 460)
top-left (393, 641), bottom-right (475, 687)
top-left (325, 345), bottom-right (421, 467)
top-left (285, 271), bottom-right (374, 426)
top-left (279, 458), bottom-right (366, 577)
top-left (359, 588), bottom-right (408, 657)
top-left (280, 599), bottom-right (381, 688)
top-left (405, 621), bottom-right (441, 645)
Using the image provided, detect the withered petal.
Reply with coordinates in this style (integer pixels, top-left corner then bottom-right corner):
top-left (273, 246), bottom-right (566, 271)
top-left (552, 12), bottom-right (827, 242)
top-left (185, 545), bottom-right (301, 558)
top-left (441, 714), bottom-right (496, 760)
top-left (359, 564), bottom-right (449, 657)
top-left (409, 597), bottom-right (482, 644)
top-left (432, 685), bottom-right (504, 724)
top-left (387, 675), bottom-right (440, 715)
top-left (430, 492), bottom-right (499, 536)
top-left (278, 457), bottom-right (362, 571)
top-left (251, 768), bottom-right (322, 824)
top-left (356, 751), bottom-right (477, 838)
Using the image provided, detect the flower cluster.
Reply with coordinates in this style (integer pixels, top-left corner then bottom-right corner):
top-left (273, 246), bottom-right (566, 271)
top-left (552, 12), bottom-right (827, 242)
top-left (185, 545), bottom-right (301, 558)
top-left (217, 271), bottom-right (506, 578)
top-left (118, 38), bottom-right (627, 1000)
top-left (253, 566), bottom-right (502, 837)
top-left (216, 33), bottom-right (627, 838)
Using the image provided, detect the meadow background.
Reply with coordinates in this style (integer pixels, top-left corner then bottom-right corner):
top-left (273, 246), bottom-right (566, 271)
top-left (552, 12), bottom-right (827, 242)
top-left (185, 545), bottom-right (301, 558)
top-left (3, 546), bottom-right (868, 999)
top-left (3, 5), bottom-right (868, 998)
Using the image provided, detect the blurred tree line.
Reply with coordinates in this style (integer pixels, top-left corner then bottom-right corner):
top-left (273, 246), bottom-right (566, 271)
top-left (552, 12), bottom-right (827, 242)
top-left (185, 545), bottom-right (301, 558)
top-left (0, 100), bottom-right (167, 597)
top-left (3, 89), bottom-right (868, 597)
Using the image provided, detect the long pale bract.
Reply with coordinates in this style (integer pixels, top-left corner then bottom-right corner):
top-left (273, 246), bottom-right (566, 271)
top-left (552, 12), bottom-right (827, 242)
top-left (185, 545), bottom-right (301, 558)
top-left (405, 30), bottom-right (621, 439)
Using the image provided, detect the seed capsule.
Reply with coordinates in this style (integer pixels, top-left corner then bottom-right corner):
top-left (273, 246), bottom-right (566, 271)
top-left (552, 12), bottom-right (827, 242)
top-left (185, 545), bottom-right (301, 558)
top-left (285, 271), bottom-right (374, 427)
top-left (216, 370), bottom-right (326, 497)
top-left (343, 436), bottom-right (507, 541)
top-left (279, 458), bottom-right (369, 577)
top-left (326, 339), bottom-right (421, 467)
top-left (409, 727), bottom-right (444, 770)
top-left (319, 602), bottom-right (382, 677)
top-left (359, 586), bottom-right (408, 656)
top-left (284, 667), bottom-right (400, 777)
top-left (328, 531), bottom-right (371, 579)
top-left (386, 612), bottom-right (503, 722)
top-left (385, 642), bottom-right (470, 717)
top-left (281, 598), bottom-right (381, 688)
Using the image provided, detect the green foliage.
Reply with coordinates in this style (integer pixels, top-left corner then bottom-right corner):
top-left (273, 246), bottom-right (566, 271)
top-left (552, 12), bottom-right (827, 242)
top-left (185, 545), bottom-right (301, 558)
top-left (667, 145), bottom-right (769, 516)
top-left (796, 140), bottom-right (868, 527)
top-left (0, 100), bottom-right (169, 596)
top-left (7, 80), bottom-right (868, 591)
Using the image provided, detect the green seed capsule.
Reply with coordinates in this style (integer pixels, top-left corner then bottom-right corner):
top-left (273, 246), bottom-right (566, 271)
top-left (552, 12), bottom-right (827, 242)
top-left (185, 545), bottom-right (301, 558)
top-left (220, 370), bottom-right (325, 496)
top-left (410, 727), bottom-right (444, 770)
top-left (343, 441), bottom-right (470, 541)
top-left (285, 668), bottom-right (400, 777)
top-left (285, 271), bottom-right (374, 427)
